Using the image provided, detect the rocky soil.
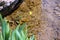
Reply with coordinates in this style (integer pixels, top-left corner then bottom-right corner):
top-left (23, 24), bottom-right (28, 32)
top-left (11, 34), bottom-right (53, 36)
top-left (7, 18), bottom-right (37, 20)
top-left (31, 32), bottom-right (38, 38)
top-left (5, 0), bottom-right (41, 40)
top-left (3, 0), bottom-right (60, 40)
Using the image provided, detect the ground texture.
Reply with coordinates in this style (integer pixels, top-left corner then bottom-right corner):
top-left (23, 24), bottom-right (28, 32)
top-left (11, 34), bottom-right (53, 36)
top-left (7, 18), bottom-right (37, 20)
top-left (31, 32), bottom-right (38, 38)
top-left (5, 0), bottom-right (41, 40)
top-left (5, 0), bottom-right (60, 40)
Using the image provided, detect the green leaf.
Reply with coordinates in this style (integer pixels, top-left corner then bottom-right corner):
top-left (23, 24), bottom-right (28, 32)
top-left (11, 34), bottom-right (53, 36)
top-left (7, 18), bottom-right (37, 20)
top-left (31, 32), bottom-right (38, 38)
top-left (0, 14), bottom-right (10, 40)
top-left (0, 14), bottom-right (6, 40)
top-left (11, 31), bottom-right (15, 40)
top-left (5, 21), bottom-right (10, 40)
top-left (15, 30), bottom-right (23, 40)
top-left (30, 35), bottom-right (35, 40)
top-left (18, 23), bottom-right (26, 33)
top-left (0, 32), bottom-right (3, 40)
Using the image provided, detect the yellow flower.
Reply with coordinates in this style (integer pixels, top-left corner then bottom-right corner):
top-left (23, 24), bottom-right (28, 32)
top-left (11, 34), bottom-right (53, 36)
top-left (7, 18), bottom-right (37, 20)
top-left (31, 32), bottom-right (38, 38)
top-left (29, 11), bottom-right (32, 15)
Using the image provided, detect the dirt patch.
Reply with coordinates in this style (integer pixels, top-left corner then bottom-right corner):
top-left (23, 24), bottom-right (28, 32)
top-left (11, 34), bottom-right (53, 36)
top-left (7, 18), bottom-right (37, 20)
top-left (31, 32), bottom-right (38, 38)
top-left (5, 0), bottom-right (41, 40)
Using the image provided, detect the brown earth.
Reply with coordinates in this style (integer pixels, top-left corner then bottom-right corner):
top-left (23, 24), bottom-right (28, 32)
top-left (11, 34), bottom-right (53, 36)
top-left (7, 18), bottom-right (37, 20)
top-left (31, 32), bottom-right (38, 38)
top-left (3, 0), bottom-right (60, 40)
top-left (5, 0), bottom-right (41, 40)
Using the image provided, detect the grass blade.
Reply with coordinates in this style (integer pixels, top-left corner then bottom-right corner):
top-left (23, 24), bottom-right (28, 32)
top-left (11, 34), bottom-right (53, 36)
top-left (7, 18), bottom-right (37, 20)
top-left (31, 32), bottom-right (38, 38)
top-left (0, 14), bottom-right (10, 40)
top-left (18, 23), bottom-right (26, 33)
top-left (30, 35), bottom-right (35, 40)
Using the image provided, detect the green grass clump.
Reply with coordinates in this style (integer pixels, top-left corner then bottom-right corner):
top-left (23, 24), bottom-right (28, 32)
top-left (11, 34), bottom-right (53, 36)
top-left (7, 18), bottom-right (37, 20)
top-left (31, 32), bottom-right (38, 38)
top-left (0, 14), bottom-right (35, 40)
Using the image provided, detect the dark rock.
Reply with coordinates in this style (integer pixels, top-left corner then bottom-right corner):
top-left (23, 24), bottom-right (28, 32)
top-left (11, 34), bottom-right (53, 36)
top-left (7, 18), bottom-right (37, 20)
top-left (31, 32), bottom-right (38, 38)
top-left (0, 0), bottom-right (23, 17)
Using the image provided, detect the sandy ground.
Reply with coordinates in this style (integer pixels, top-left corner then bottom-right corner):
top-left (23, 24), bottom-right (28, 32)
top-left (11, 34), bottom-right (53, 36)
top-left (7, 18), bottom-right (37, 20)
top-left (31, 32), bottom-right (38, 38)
top-left (41, 0), bottom-right (60, 40)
